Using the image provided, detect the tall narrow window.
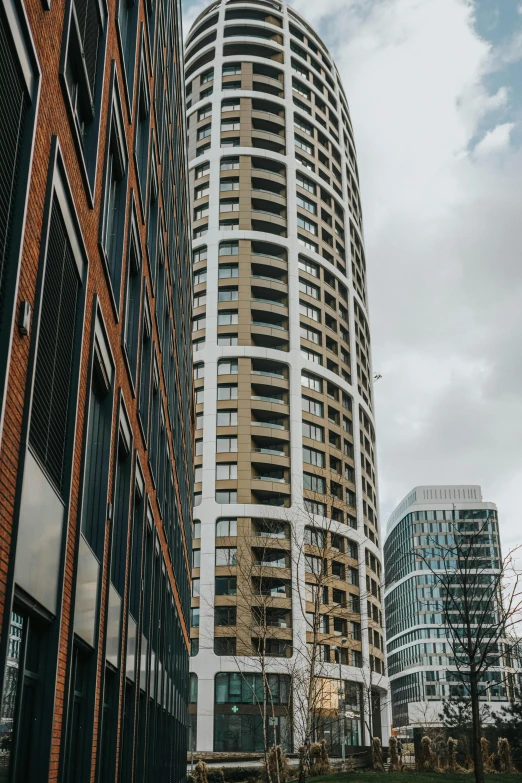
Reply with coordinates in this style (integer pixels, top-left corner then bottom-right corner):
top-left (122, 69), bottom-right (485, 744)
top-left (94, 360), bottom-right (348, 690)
top-left (123, 211), bottom-right (142, 384)
top-left (0, 9), bottom-right (33, 415)
top-left (110, 402), bottom-right (133, 597)
top-left (62, 0), bottom-right (106, 186)
top-left (146, 157), bottom-right (159, 284)
top-left (148, 359), bottom-right (160, 481)
top-left (98, 666), bottom-right (118, 783)
top-left (64, 642), bottom-right (92, 781)
top-left (29, 196), bottom-right (82, 496)
top-left (129, 461), bottom-right (145, 620)
top-left (0, 611), bottom-right (49, 781)
top-left (100, 74), bottom-right (128, 307)
top-left (81, 317), bottom-right (115, 561)
top-left (117, 0), bottom-right (139, 103)
top-left (137, 293), bottom-right (152, 439)
top-left (134, 51), bottom-right (150, 202)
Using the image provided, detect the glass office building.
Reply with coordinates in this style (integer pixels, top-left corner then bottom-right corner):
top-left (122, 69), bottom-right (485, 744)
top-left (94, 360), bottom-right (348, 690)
top-left (384, 485), bottom-right (514, 730)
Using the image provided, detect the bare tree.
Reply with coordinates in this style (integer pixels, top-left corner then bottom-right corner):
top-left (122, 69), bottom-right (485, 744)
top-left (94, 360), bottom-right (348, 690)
top-left (416, 509), bottom-right (522, 783)
top-left (282, 490), bottom-right (386, 762)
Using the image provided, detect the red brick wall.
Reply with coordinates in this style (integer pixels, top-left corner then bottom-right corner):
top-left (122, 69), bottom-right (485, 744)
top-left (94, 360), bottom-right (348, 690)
top-left (0, 0), bottom-right (192, 777)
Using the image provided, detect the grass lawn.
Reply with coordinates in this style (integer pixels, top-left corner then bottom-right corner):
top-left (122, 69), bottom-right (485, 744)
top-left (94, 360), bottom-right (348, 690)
top-left (307, 775), bottom-right (522, 783)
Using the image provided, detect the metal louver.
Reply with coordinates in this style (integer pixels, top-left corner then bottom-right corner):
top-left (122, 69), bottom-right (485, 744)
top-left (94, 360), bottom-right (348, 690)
top-left (0, 12), bottom-right (28, 334)
top-left (29, 197), bottom-right (80, 497)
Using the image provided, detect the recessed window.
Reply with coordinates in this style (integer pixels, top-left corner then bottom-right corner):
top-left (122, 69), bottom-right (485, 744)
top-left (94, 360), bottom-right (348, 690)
top-left (302, 395), bottom-right (323, 417)
top-left (223, 63), bottom-right (241, 75)
top-left (193, 245), bottom-right (208, 264)
top-left (196, 162), bottom-right (210, 178)
top-left (29, 184), bottom-right (85, 498)
top-left (201, 68), bottom-right (214, 84)
top-left (194, 267), bottom-right (207, 285)
top-left (217, 409), bottom-right (238, 426)
top-left (198, 104), bottom-right (212, 121)
top-left (217, 385), bottom-right (238, 402)
top-left (194, 363), bottom-right (205, 379)
top-left (218, 334), bottom-right (238, 346)
top-left (110, 403), bottom-right (133, 596)
top-left (218, 287), bottom-right (238, 302)
top-left (220, 178), bottom-right (239, 191)
top-left (195, 183), bottom-right (209, 200)
top-left (216, 547), bottom-right (237, 566)
top-left (220, 198), bottom-right (239, 212)
top-left (62, 0), bottom-right (106, 189)
top-left (299, 278), bottom-right (320, 298)
top-left (297, 172), bottom-right (316, 194)
top-left (217, 310), bottom-right (238, 326)
top-left (100, 75), bottom-right (128, 307)
top-left (299, 300), bottom-right (320, 321)
top-left (215, 576), bottom-right (237, 595)
top-left (218, 359), bottom-right (238, 374)
top-left (303, 446), bottom-right (325, 467)
top-left (193, 224), bottom-right (208, 239)
top-left (216, 436), bottom-right (238, 452)
top-left (197, 123), bottom-right (212, 140)
top-left (219, 241), bottom-right (239, 255)
top-left (81, 311), bottom-right (115, 560)
top-left (215, 607), bottom-right (236, 626)
top-left (122, 206), bottom-right (143, 384)
top-left (134, 50), bottom-right (150, 205)
top-left (219, 219), bottom-right (239, 230)
top-left (118, 0), bottom-right (139, 104)
top-left (222, 80), bottom-right (241, 91)
top-left (297, 214), bottom-right (318, 235)
top-left (222, 99), bottom-right (240, 112)
top-left (297, 193), bottom-right (317, 215)
top-left (216, 490), bottom-right (238, 503)
top-left (302, 420), bottom-right (324, 442)
top-left (216, 463), bottom-right (237, 480)
top-left (220, 156), bottom-right (240, 170)
top-left (303, 472), bottom-right (325, 494)
top-left (137, 294), bottom-right (152, 438)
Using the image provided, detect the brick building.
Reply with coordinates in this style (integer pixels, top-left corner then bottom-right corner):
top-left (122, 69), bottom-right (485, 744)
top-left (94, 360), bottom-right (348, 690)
top-left (0, 0), bottom-right (193, 777)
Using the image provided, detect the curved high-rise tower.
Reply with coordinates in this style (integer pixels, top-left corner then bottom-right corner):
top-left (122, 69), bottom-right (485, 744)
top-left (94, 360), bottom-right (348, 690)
top-left (185, 0), bottom-right (389, 753)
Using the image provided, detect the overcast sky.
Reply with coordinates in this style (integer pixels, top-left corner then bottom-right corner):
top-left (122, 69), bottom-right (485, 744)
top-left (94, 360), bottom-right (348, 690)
top-left (182, 0), bottom-right (522, 554)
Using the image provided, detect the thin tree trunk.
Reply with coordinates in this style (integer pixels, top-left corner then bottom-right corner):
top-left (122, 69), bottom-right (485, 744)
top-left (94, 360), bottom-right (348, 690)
top-left (470, 667), bottom-right (484, 783)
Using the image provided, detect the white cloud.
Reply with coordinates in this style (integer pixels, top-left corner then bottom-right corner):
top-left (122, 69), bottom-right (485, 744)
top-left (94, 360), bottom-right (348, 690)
top-left (473, 122), bottom-right (515, 156)
top-left (288, 0), bottom-right (522, 554)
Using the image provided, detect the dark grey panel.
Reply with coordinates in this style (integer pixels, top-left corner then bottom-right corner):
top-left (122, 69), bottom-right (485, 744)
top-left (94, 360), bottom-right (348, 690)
top-left (106, 584), bottom-right (122, 668)
top-left (74, 535), bottom-right (100, 647)
top-left (126, 615), bottom-right (137, 681)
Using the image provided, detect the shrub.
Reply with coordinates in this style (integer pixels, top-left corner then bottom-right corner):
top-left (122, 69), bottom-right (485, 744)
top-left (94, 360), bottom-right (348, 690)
top-left (498, 738), bottom-right (517, 773)
top-left (372, 737), bottom-right (385, 772)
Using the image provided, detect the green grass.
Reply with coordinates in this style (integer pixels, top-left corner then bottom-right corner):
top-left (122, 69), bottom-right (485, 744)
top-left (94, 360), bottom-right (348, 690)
top-left (307, 776), bottom-right (521, 782)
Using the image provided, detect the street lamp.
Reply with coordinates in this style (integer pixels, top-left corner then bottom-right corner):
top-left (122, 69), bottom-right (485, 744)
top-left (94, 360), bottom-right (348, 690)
top-left (332, 636), bottom-right (348, 765)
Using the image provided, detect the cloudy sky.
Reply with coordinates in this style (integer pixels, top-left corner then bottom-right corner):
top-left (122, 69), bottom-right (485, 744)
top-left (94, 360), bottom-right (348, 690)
top-left (182, 0), bottom-right (522, 554)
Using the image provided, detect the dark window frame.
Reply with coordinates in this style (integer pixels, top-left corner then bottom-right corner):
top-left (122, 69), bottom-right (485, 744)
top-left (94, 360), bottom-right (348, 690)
top-left (121, 193), bottom-right (143, 391)
top-left (98, 64), bottom-right (129, 317)
top-left (59, 0), bottom-right (108, 203)
top-left (134, 31), bottom-right (151, 218)
top-left (79, 298), bottom-right (116, 562)
top-left (27, 140), bottom-right (89, 500)
top-left (0, 0), bottom-right (41, 445)
top-left (109, 392), bottom-right (133, 598)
